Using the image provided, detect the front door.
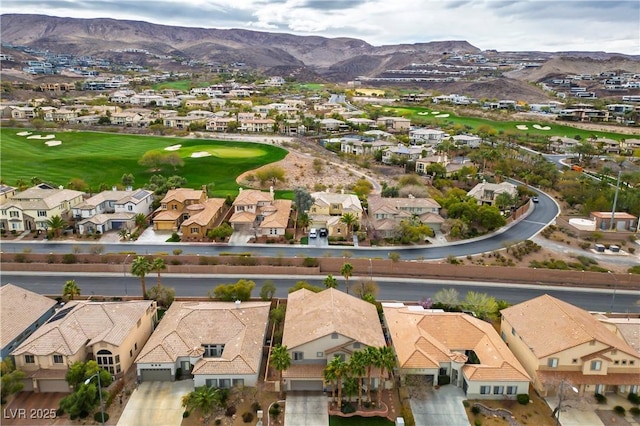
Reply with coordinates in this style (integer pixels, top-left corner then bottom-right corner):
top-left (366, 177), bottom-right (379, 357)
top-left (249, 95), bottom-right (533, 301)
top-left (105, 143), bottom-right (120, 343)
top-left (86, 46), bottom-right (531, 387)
top-left (452, 369), bottom-right (458, 387)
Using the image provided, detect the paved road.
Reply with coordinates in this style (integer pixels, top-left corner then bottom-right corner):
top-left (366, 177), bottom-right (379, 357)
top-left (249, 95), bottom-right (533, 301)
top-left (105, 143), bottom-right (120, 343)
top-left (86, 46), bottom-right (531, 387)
top-left (0, 190), bottom-right (559, 260)
top-left (3, 273), bottom-right (639, 313)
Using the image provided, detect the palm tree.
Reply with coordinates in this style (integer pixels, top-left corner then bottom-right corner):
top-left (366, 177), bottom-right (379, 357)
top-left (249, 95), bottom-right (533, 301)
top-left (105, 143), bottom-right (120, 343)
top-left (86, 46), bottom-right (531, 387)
top-left (341, 263), bottom-right (353, 295)
top-left (46, 215), bottom-right (67, 238)
top-left (323, 274), bottom-right (338, 289)
top-left (134, 213), bottom-right (148, 229)
top-left (270, 344), bottom-right (291, 398)
top-left (339, 213), bottom-right (357, 237)
top-left (328, 356), bottom-right (348, 409)
top-left (349, 350), bottom-right (367, 407)
top-left (364, 346), bottom-right (378, 403)
top-left (182, 386), bottom-right (220, 424)
top-left (324, 362), bottom-right (338, 404)
top-left (376, 346), bottom-right (396, 406)
top-left (131, 256), bottom-right (151, 297)
top-left (151, 258), bottom-right (166, 288)
top-left (62, 279), bottom-right (80, 300)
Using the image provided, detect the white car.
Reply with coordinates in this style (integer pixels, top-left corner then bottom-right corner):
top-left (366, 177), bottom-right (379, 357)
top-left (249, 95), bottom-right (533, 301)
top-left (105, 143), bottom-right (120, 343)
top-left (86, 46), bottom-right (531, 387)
top-left (309, 228), bottom-right (318, 238)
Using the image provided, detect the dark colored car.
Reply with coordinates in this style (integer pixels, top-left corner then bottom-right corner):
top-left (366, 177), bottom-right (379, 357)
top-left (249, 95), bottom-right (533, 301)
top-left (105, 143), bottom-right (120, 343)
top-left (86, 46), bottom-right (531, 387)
top-left (319, 228), bottom-right (328, 237)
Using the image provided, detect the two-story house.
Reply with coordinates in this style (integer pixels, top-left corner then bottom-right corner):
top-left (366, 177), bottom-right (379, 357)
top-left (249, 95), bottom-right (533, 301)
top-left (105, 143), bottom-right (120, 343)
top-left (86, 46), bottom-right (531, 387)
top-left (376, 116), bottom-right (411, 132)
top-left (281, 288), bottom-right (386, 392)
top-left (383, 303), bottom-right (530, 399)
top-left (229, 188), bottom-right (291, 237)
top-left (153, 187), bottom-right (207, 231)
top-left (467, 181), bottom-right (518, 206)
top-left (75, 188), bottom-right (154, 235)
top-left (309, 191), bottom-right (363, 237)
top-left (136, 301), bottom-right (270, 387)
top-left (0, 187), bottom-right (84, 232)
top-left (382, 144), bottom-right (429, 165)
top-left (180, 198), bottom-right (227, 241)
top-left (409, 128), bottom-right (446, 145)
top-left (12, 300), bottom-right (157, 392)
top-left (368, 195), bottom-right (443, 237)
top-left (501, 295), bottom-right (640, 397)
top-left (1, 284), bottom-right (57, 361)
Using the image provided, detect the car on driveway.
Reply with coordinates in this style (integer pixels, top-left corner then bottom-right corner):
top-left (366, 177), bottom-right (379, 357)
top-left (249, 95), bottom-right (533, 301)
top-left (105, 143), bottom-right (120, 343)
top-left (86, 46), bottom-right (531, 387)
top-left (309, 228), bottom-right (318, 238)
top-left (319, 228), bottom-right (328, 237)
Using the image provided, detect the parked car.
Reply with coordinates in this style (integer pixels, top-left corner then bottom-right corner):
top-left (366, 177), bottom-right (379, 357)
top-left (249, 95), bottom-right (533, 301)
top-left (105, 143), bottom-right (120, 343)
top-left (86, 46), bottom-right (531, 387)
top-left (309, 228), bottom-right (318, 238)
top-left (319, 228), bottom-right (328, 237)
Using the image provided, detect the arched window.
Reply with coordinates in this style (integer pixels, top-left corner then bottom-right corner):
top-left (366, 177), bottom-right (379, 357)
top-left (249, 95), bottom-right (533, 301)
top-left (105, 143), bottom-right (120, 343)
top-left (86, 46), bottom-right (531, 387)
top-left (96, 349), bottom-right (120, 375)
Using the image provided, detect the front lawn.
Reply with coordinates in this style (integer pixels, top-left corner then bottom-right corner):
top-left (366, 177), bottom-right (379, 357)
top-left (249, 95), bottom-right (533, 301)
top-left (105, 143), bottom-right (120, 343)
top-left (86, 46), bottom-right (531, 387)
top-left (1, 128), bottom-right (287, 197)
top-left (329, 416), bottom-right (394, 426)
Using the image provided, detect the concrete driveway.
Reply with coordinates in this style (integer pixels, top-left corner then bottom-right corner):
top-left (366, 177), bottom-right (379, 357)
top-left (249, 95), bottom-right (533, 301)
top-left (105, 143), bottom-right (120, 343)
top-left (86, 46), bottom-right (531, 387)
top-left (409, 385), bottom-right (469, 426)
top-left (117, 381), bottom-right (194, 426)
top-left (284, 392), bottom-right (328, 426)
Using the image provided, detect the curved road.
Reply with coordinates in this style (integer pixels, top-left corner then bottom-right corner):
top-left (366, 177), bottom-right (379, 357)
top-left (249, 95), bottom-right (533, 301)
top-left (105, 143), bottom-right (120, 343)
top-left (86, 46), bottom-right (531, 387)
top-left (3, 273), bottom-right (639, 313)
top-left (0, 190), bottom-right (558, 260)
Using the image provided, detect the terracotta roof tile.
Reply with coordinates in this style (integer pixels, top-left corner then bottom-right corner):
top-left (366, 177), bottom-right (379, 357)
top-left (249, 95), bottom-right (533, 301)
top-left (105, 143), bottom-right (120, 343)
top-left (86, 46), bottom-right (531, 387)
top-left (1, 284), bottom-right (56, 350)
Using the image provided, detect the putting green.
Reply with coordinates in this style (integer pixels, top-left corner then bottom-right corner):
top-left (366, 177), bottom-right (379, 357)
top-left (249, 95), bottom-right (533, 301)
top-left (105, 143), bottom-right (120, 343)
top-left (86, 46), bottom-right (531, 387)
top-left (178, 145), bottom-right (268, 158)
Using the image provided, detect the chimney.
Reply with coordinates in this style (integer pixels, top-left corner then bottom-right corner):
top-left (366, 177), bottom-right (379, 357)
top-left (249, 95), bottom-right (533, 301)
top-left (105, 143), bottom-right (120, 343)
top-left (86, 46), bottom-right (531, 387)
top-left (235, 300), bottom-right (241, 309)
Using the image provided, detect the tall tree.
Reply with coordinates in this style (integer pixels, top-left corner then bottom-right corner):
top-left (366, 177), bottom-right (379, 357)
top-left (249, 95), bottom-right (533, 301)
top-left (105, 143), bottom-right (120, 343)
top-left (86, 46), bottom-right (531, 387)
top-left (62, 279), bottom-right (81, 301)
top-left (339, 213), bottom-right (357, 237)
top-left (1, 357), bottom-right (25, 403)
top-left (328, 356), bottom-right (348, 409)
top-left (270, 345), bottom-right (291, 398)
top-left (324, 361), bottom-right (338, 404)
top-left (46, 215), bottom-right (67, 238)
top-left (151, 258), bottom-right (166, 288)
top-left (323, 274), bottom-right (338, 289)
top-left (341, 263), bottom-right (354, 295)
top-left (364, 346), bottom-right (377, 403)
top-left (375, 346), bottom-right (396, 406)
top-left (256, 165), bottom-right (286, 187)
top-left (131, 256), bottom-right (151, 297)
top-left (182, 386), bottom-right (221, 424)
top-left (349, 351), bottom-right (367, 407)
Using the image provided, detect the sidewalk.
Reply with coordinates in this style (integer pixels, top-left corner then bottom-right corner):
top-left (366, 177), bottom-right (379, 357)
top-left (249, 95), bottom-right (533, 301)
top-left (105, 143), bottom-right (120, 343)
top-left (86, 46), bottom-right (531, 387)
top-left (545, 393), bottom-right (640, 426)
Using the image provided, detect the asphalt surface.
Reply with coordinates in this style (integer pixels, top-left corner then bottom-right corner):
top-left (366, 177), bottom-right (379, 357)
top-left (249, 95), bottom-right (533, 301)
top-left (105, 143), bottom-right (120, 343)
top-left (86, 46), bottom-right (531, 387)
top-left (3, 273), bottom-right (639, 313)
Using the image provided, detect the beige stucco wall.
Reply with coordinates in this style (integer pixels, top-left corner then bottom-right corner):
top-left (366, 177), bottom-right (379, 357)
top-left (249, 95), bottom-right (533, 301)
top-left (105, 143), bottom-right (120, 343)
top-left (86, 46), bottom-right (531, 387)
top-left (465, 380), bottom-right (529, 399)
top-left (289, 334), bottom-right (370, 364)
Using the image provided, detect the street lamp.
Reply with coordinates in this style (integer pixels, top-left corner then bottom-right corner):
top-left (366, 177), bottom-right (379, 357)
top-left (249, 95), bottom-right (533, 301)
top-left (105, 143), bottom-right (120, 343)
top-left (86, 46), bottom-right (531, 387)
top-left (369, 258), bottom-right (373, 282)
top-left (607, 271), bottom-right (619, 313)
top-left (85, 373), bottom-right (105, 426)
top-left (123, 254), bottom-right (131, 296)
top-left (555, 379), bottom-right (578, 426)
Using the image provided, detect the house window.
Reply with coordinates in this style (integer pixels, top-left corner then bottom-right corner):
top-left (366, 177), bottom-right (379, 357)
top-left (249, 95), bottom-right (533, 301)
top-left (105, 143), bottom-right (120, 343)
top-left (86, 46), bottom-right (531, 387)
top-left (548, 358), bottom-right (559, 368)
top-left (232, 379), bottom-right (244, 387)
top-left (572, 359), bottom-right (578, 364)
top-left (37, 211), bottom-right (47, 217)
top-left (219, 379), bottom-right (231, 389)
top-left (511, 327), bottom-right (516, 336)
top-left (171, 205), bottom-right (177, 210)
top-left (191, 227), bottom-right (198, 234)
top-left (590, 340), bottom-right (596, 346)
top-left (614, 360), bottom-right (620, 365)
top-left (317, 352), bottom-right (324, 358)
top-left (591, 360), bottom-right (602, 371)
top-left (116, 365), bottom-right (121, 374)
top-left (53, 355), bottom-right (64, 364)
top-left (135, 343), bottom-right (138, 350)
top-left (203, 344), bottom-right (225, 358)
top-left (622, 360), bottom-right (627, 365)
top-left (97, 349), bottom-right (119, 375)
top-left (331, 333), bottom-right (338, 339)
top-left (129, 350), bottom-right (133, 358)
top-left (206, 379), bottom-right (218, 387)
top-left (353, 343), bottom-right (361, 349)
top-left (630, 361), bottom-right (635, 366)
top-left (137, 319), bottom-right (141, 328)
top-left (128, 205), bottom-right (133, 211)
top-left (611, 349), bottom-right (617, 355)
top-left (631, 385), bottom-right (639, 394)
top-left (293, 352), bottom-right (304, 361)
top-left (25, 355), bottom-right (35, 364)
top-left (9, 211), bottom-right (19, 217)
top-left (506, 386), bottom-right (517, 395)
top-left (480, 386), bottom-right (490, 395)
top-left (493, 386), bottom-right (504, 395)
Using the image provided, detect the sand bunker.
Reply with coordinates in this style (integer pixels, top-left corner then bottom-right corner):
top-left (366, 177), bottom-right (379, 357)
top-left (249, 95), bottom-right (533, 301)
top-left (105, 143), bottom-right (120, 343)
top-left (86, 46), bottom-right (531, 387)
top-left (191, 151), bottom-right (212, 158)
top-left (533, 124), bottom-right (551, 130)
top-left (372, 105), bottom-right (382, 108)
top-left (435, 114), bottom-right (450, 118)
top-left (417, 112), bottom-right (430, 115)
top-left (516, 125), bottom-right (529, 130)
top-left (431, 111), bottom-right (440, 115)
top-left (17, 131), bottom-right (32, 136)
top-left (45, 140), bottom-right (62, 147)
top-left (27, 134), bottom-right (56, 140)
top-left (164, 144), bottom-right (182, 151)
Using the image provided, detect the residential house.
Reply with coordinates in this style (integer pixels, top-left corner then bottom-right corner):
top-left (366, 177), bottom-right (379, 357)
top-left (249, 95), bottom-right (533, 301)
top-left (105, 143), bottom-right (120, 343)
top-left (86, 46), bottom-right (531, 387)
top-left (1, 284), bottom-right (57, 360)
top-left (74, 188), bottom-right (154, 235)
top-left (0, 187), bottom-right (84, 232)
top-left (621, 138), bottom-right (640, 154)
top-left (10, 106), bottom-right (36, 120)
top-left (163, 115), bottom-right (204, 129)
top-left (383, 303), bottom-right (530, 399)
top-left (239, 118), bottom-right (275, 133)
top-left (281, 288), bottom-right (386, 391)
top-left (135, 301), bottom-right (270, 387)
top-left (594, 138), bottom-right (621, 154)
top-left (73, 190), bottom-right (135, 219)
top-left (206, 116), bottom-right (237, 132)
top-left (589, 212), bottom-right (637, 232)
top-left (450, 134), bottom-right (482, 148)
top-left (501, 295), bottom-right (640, 397)
top-left (382, 144), bottom-right (428, 165)
top-left (467, 181), bottom-right (518, 206)
top-left (409, 128), bottom-right (445, 145)
top-left (550, 136), bottom-right (580, 153)
top-left (0, 184), bottom-right (17, 201)
top-left (340, 138), bottom-right (395, 156)
top-left (319, 118), bottom-right (348, 132)
top-left (180, 198), bottom-right (227, 241)
top-left (376, 116), bottom-right (411, 131)
top-left (114, 189), bottom-right (154, 216)
top-left (12, 300), bottom-right (157, 392)
top-left (229, 188), bottom-right (291, 237)
top-left (368, 195), bottom-right (443, 237)
top-left (309, 191), bottom-right (363, 237)
top-left (110, 111), bottom-right (150, 127)
top-left (153, 187), bottom-right (207, 231)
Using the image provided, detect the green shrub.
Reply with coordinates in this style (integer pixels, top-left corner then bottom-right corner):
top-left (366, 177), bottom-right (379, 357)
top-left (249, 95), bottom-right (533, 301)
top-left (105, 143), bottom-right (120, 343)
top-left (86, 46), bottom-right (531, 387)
top-left (183, 411), bottom-right (190, 418)
top-left (614, 405), bottom-right (626, 416)
top-left (629, 265), bottom-right (640, 275)
top-left (172, 249), bottom-right (183, 255)
top-left (242, 412), bottom-right (254, 423)
top-left (517, 394), bottom-right (530, 405)
top-left (251, 402), bottom-right (261, 413)
top-left (628, 392), bottom-right (640, 405)
top-left (14, 253), bottom-right (27, 263)
top-left (341, 402), bottom-right (356, 414)
top-left (629, 407), bottom-right (640, 416)
top-left (474, 419), bottom-right (482, 426)
top-left (93, 412), bottom-right (109, 422)
top-left (595, 393), bottom-right (607, 404)
top-left (471, 406), bottom-right (481, 415)
top-left (302, 257), bottom-right (319, 267)
top-left (170, 259), bottom-right (182, 265)
top-left (62, 253), bottom-right (77, 264)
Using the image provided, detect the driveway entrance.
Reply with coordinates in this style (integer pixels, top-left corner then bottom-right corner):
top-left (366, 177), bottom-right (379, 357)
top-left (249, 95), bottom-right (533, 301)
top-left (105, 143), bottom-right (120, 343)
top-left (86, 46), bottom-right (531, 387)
top-left (284, 392), bottom-right (328, 426)
top-left (409, 384), bottom-right (468, 426)
top-left (117, 381), bottom-right (194, 426)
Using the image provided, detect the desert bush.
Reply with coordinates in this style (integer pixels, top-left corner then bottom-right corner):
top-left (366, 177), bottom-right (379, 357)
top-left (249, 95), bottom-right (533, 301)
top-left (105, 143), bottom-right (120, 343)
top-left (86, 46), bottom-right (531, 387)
top-left (628, 392), bottom-right (640, 405)
top-left (614, 405), bottom-right (626, 416)
top-left (62, 253), bottom-right (77, 264)
top-left (242, 412), bottom-right (254, 423)
top-left (517, 394), bottom-right (530, 405)
top-left (302, 257), bottom-right (319, 267)
top-left (629, 407), bottom-right (640, 416)
top-left (595, 393), bottom-right (607, 404)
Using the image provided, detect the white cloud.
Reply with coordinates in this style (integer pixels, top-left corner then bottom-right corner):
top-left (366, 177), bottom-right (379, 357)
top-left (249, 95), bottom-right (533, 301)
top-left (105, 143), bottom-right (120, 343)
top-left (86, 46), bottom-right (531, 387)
top-left (2, 0), bottom-right (638, 54)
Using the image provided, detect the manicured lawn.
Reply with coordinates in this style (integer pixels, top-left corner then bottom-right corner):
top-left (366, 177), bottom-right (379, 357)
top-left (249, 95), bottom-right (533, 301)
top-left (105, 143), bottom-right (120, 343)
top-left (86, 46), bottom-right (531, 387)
top-left (385, 106), bottom-right (630, 141)
top-left (1, 128), bottom-right (287, 197)
top-left (329, 416), bottom-right (394, 425)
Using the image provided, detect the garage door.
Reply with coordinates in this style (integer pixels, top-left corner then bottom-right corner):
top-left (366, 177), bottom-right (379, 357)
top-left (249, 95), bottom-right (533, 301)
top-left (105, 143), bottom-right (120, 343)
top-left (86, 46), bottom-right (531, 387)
top-left (140, 369), bottom-right (172, 382)
top-left (290, 380), bottom-right (323, 391)
top-left (38, 379), bottom-right (70, 393)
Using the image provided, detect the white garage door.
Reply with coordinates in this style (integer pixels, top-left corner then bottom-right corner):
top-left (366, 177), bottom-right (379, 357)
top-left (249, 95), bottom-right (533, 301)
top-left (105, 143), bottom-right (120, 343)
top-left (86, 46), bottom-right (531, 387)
top-left (38, 379), bottom-right (70, 393)
top-left (140, 369), bottom-right (172, 382)
top-left (290, 380), bottom-right (323, 391)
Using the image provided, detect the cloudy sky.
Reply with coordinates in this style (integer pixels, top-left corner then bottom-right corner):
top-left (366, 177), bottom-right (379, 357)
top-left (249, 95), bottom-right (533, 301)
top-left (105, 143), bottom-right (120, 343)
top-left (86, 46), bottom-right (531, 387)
top-left (3, 0), bottom-right (639, 54)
